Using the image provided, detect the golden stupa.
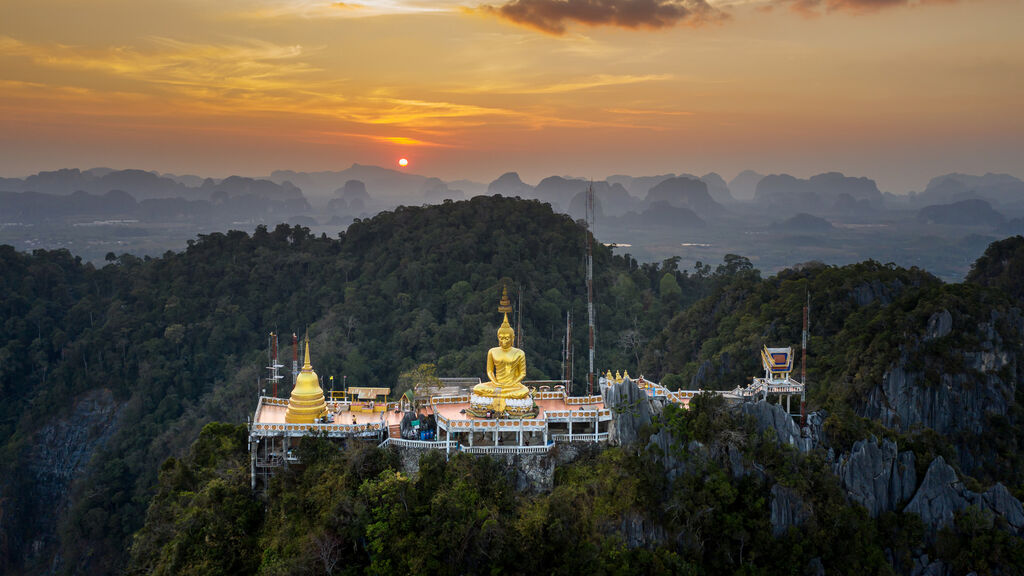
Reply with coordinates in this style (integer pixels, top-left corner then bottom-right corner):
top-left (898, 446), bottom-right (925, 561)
top-left (285, 335), bottom-right (328, 424)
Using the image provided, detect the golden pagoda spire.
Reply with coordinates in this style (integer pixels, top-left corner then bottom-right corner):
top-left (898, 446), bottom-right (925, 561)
top-left (498, 284), bottom-right (513, 315)
top-left (615, 370), bottom-right (622, 383)
top-left (623, 370), bottom-right (631, 382)
top-left (302, 333), bottom-right (313, 371)
top-left (285, 333), bottom-right (327, 424)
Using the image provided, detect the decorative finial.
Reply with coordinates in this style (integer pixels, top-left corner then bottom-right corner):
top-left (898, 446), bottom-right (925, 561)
top-left (615, 370), bottom-right (622, 383)
top-left (623, 370), bottom-right (630, 381)
top-left (498, 284), bottom-right (513, 314)
top-left (302, 333), bottom-right (312, 371)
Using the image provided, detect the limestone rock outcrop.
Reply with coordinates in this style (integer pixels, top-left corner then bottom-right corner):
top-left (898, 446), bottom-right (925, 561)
top-left (739, 400), bottom-right (813, 452)
top-left (604, 377), bottom-right (654, 447)
top-left (770, 484), bottom-right (811, 537)
top-left (833, 436), bottom-right (916, 517)
top-left (903, 456), bottom-right (1024, 535)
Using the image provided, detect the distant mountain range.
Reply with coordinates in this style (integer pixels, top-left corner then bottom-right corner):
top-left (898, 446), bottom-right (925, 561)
top-left (2, 163), bottom-right (1024, 237)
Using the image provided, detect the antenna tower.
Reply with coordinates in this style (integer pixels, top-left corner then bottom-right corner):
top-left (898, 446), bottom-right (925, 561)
top-left (801, 292), bottom-right (809, 426)
top-left (291, 333), bottom-right (299, 388)
top-left (266, 332), bottom-right (284, 397)
top-left (563, 311), bottom-right (574, 383)
top-left (586, 182), bottom-right (596, 396)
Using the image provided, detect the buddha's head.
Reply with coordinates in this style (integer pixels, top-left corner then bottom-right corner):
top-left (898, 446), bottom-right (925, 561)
top-left (497, 314), bottom-right (515, 350)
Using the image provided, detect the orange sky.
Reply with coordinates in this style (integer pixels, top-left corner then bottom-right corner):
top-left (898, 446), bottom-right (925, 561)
top-left (1, 0), bottom-right (1021, 192)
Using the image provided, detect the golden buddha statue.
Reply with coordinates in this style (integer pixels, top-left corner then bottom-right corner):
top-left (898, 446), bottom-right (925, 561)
top-left (470, 314), bottom-right (535, 417)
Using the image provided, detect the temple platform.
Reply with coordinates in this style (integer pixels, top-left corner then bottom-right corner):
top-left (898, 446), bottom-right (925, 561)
top-left (426, 389), bottom-right (611, 449)
top-left (251, 396), bottom-right (402, 438)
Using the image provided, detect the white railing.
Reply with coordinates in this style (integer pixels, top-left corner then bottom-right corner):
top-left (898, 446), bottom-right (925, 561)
top-left (460, 444), bottom-right (553, 455)
top-left (543, 409), bottom-right (610, 421)
top-left (379, 438), bottom-right (457, 449)
top-left (550, 433), bottom-right (609, 442)
top-left (251, 421), bottom-right (385, 437)
top-left (377, 438), bottom-right (552, 454)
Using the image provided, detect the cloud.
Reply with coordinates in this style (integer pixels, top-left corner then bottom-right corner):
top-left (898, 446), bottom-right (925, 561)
top-left (314, 132), bottom-right (456, 147)
top-left (771, 0), bottom-right (954, 16)
top-left (480, 0), bottom-right (725, 34)
top-left (454, 73), bottom-right (671, 94)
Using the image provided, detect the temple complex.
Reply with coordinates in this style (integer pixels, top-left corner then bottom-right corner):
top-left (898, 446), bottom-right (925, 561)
top-left (247, 290), bottom-right (806, 490)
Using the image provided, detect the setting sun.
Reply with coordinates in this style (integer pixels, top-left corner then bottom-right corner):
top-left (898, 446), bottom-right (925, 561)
top-left (398, 158), bottom-right (409, 167)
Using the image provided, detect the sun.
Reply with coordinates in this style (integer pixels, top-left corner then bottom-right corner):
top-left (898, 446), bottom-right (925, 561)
top-left (398, 158), bottom-right (409, 167)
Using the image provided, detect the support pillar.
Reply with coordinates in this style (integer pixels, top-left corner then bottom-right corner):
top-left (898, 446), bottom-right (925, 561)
top-left (446, 427), bottom-right (450, 456)
top-left (250, 438), bottom-right (257, 490)
top-left (569, 419), bottom-right (573, 441)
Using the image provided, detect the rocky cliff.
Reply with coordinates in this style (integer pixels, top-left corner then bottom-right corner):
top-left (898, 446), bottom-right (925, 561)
top-left (833, 437), bottom-right (916, 517)
top-left (603, 377), bottom-right (660, 447)
top-left (13, 389), bottom-right (123, 573)
top-left (904, 456), bottom-right (1024, 537)
top-left (860, 308), bottom-right (1022, 475)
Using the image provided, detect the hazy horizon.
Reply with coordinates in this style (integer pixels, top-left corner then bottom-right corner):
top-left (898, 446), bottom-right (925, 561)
top-left (5, 163), bottom-right (1022, 197)
top-left (3, 0), bottom-right (1022, 195)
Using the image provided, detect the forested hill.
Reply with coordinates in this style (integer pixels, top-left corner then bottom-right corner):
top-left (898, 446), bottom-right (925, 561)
top-left (3, 194), bottom-right (1023, 574)
top-left (0, 195), bottom-right (705, 574)
top-left (126, 237), bottom-right (1024, 576)
top-left (643, 236), bottom-right (1024, 490)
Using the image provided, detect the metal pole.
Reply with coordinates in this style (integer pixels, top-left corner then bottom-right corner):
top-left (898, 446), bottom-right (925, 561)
top-left (801, 292), bottom-right (809, 426)
top-left (586, 183), bottom-right (595, 396)
top-left (292, 333), bottom-right (298, 388)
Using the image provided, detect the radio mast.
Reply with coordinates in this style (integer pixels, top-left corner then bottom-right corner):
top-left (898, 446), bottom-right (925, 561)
top-left (586, 183), bottom-right (596, 396)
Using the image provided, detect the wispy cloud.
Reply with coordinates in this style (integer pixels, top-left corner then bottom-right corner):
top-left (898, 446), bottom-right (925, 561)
top-left (234, 0), bottom-right (466, 19)
top-left (454, 73), bottom-right (672, 94)
top-left (478, 0), bottom-right (726, 35)
top-left (314, 131), bottom-right (457, 146)
top-left (0, 34), bottom-right (523, 133)
top-left (605, 107), bottom-right (694, 115)
top-left (766, 0), bottom-right (957, 16)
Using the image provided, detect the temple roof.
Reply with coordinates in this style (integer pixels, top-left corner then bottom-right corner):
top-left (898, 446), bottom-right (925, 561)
top-left (761, 346), bottom-right (793, 373)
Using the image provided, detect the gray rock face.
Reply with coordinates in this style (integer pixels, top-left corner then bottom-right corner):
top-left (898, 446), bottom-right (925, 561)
top-left (804, 410), bottom-right (828, 447)
top-left (910, 555), bottom-right (950, 576)
top-left (770, 484), bottom-right (810, 537)
top-left (619, 511), bottom-right (667, 548)
top-left (851, 279), bottom-right (902, 307)
top-left (604, 377), bottom-right (653, 447)
top-left (862, 349), bottom-right (1012, 437)
top-left (22, 388), bottom-right (123, 569)
top-left (925, 309), bottom-right (953, 341)
top-left (904, 457), bottom-right (971, 531)
top-left (833, 437), bottom-right (916, 517)
top-left (903, 456), bottom-right (1024, 536)
top-left (739, 401), bottom-right (813, 452)
top-left (646, 429), bottom-right (686, 480)
top-left (981, 483), bottom-right (1024, 532)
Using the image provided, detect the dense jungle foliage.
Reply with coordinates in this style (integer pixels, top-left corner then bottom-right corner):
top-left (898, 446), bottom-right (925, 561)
top-left (0, 196), bottom-right (719, 574)
top-left (2, 194), bottom-right (1022, 575)
top-left (128, 404), bottom-right (1024, 575)
top-left (643, 237), bottom-right (1024, 490)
